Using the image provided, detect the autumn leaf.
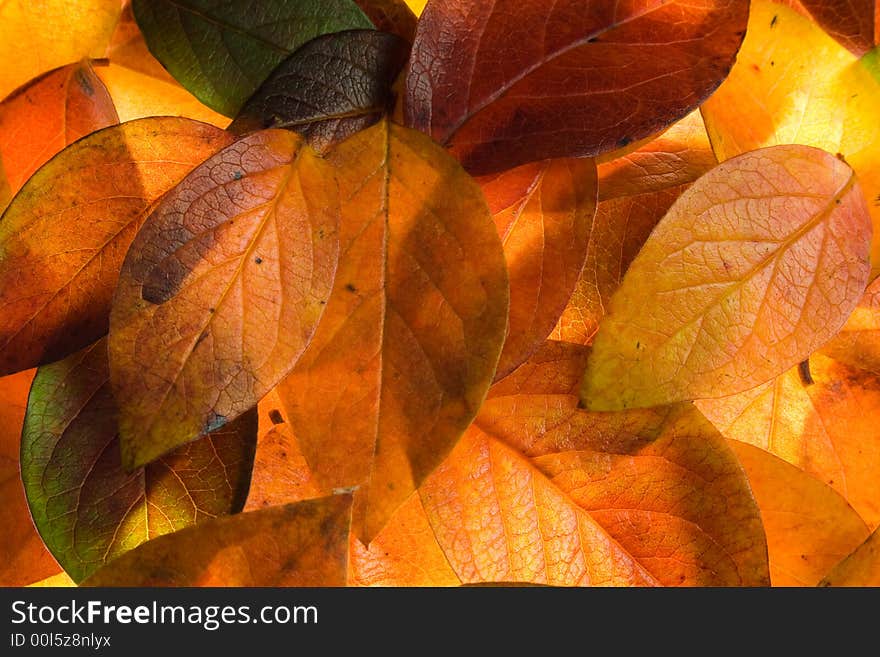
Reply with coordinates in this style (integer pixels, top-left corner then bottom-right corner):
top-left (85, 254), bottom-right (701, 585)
top-left (778, 0), bottom-right (877, 56)
top-left (0, 118), bottom-right (233, 376)
top-left (0, 369), bottom-right (60, 586)
top-left (728, 439), bottom-right (869, 587)
top-left (701, 1), bottom-right (880, 274)
top-left (355, 0), bottom-right (418, 42)
top-left (0, 61), bottom-right (118, 196)
top-left (279, 119), bottom-right (508, 542)
top-left (0, 153), bottom-right (12, 214)
top-left (21, 338), bottom-right (258, 583)
top-left (581, 145), bottom-right (872, 411)
top-left (131, 0), bottom-right (374, 116)
top-left (819, 277), bottom-right (880, 375)
top-left (244, 390), bottom-right (325, 511)
top-left (820, 527), bottom-right (880, 586)
top-left (109, 129), bottom-right (339, 470)
top-left (697, 354), bottom-right (880, 528)
top-left (0, 0), bottom-right (121, 101)
top-left (229, 30), bottom-right (411, 153)
top-left (552, 111), bottom-right (716, 345)
top-left (82, 495), bottom-right (352, 586)
top-left (478, 158), bottom-right (597, 379)
top-left (404, 0), bottom-right (748, 174)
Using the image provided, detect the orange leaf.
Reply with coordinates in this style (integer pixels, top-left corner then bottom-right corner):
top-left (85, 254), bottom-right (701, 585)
top-left (110, 129), bottom-right (339, 470)
top-left (82, 495), bottom-right (352, 586)
top-left (244, 389), bottom-right (326, 511)
top-left (820, 527), bottom-right (880, 586)
top-left (701, 1), bottom-right (880, 275)
top-left (728, 440), bottom-right (869, 587)
top-left (0, 117), bottom-right (234, 375)
top-left (581, 145), bottom-right (872, 410)
top-left (348, 494), bottom-right (460, 586)
top-left (278, 120), bottom-right (508, 542)
top-left (0, 61), bottom-right (118, 196)
top-left (0, 0), bottom-right (121, 101)
top-left (0, 369), bottom-right (59, 586)
top-left (552, 111), bottom-right (716, 345)
top-left (478, 158), bottom-right (597, 379)
top-left (697, 354), bottom-right (880, 528)
top-left (820, 277), bottom-right (880, 375)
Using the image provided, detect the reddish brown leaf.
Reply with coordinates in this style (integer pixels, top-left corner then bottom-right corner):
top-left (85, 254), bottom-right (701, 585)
top-left (478, 158), bottom-right (597, 379)
top-left (0, 61), bottom-right (118, 195)
top-left (82, 495), bottom-right (352, 586)
top-left (820, 527), bottom-right (880, 586)
top-left (581, 145), bottom-right (872, 410)
top-left (110, 129), bottom-right (340, 470)
top-left (0, 369), bottom-right (60, 586)
top-left (778, 0), bottom-right (877, 56)
top-left (279, 120), bottom-right (508, 542)
top-left (404, 0), bottom-right (748, 174)
top-left (0, 117), bottom-right (234, 375)
top-left (356, 0), bottom-right (419, 42)
top-left (728, 439), bottom-right (870, 586)
top-left (697, 354), bottom-right (880, 528)
top-left (21, 338), bottom-right (258, 582)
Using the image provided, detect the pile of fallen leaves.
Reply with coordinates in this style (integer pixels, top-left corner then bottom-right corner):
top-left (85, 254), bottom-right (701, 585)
top-left (1, 0), bottom-right (879, 588)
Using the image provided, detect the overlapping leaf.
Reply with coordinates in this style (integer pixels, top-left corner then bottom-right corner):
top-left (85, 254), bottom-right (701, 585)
top-left (779, 0), bottom-right (877, 55)
top-left (279, 119), bottom-right (509, 542)
top-left (110, 129), bottom-right (339, 470)
top-left (0, 118), bottom-right (233, 375)
top-left (820, 277), bottom-right (880, 375)
top-left (131, 0), bottom-right (374, 116)
top-left (729, 439), bottom-right (870, 586)
top-left (355, 0), bottom-right (418, 42)
top-left (697, 354), bottom-right (880, 528)
top-left (702, 1), bottom-right (880, 273)
top-left (478, 158), bottom-right (597, 378)
top-left (21, 338), bottom-right (258, 583)
top-left (820, 527), bottom-right (880, 586)
top-left (83, 495), bottom-right (352, 586)
top-left (0, 370), bottom-right (60, 586)
top-left (230, 30), bottom-right (411, 152)
top-left (0, 61), bottom-right (118, 196)
top-left (581, 145), bottom-right (872, 411)
top-left (404, 0), bottom-right (748, 174)
top-left (0, 0), bottom-right (121, 100)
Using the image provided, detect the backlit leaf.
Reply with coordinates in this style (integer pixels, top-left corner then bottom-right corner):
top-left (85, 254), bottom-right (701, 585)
top-left (820, 527), bottom-right (880, 586)
top-left (355, 0), bottom-right (418, 42)
top-left (404, 0), bottom-right (748, 174)
top-left (702, 1), bottom-right (880, 274)
top-left (131, 0), bottom-right (374, 116)
top-left (0, 369), bottom-right (60, 586)
top-left (21, 338), bottom-right (258, 583)
top-left (0, 61), bottom-right (118, 195)
top-left (244, 389), bottom-right (325, 511)
top-left (229, 30), bottom-right (410, 152)
top-left (279, 119), bottom-right (509, 542)
top-left (0, 118), bottom-right (234, 375)
top-left (110, 129), bottom-right (339, 470)
top-left (697, 354), bottom-right (880, 528)
top-left (728, 439), bottom-right (870, 587)
top-left (478, 158), bottom-right (597, 379)
top-left (82, 495), bottom-right (352, 586)
top-left (0, 0), bottom-right (121, 101)
top-left (581, 145), bottom-right (872, 411)
top-left (819, 277), bottom-right (880, 375)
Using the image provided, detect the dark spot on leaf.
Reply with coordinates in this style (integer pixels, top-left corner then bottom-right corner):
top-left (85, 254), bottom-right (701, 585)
top-left (269, 409), bottom-right (284, 425)
top-left (835, 152), bottom-right (846, 162)
top-left (798, 359), bottom-right (814, 386)
top-left (751, 63), bottom-right (760, 73)
top-left (835, 199), bottom-right (841, 205)
top-left (617, 136), bottom-right (631, 148)
top-left (770, 14), bottom-right (778, 27)
top-left (232, 170), bottom-right (243, 180)
top-left (770, 60), bottom-right (774, 66)
top-left (345, 283), bottom-right (358, 293)
top-left (588, 36), bottom-right (598, 43)
top-left (209, 307), bottom-right (216, 313)
top-left (204, 412), bottom-right (227, 434)
top-left (255, 256), bottom-right (263, 264)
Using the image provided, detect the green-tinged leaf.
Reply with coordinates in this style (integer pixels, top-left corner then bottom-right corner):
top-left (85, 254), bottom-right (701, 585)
top-left (21, 338), bottom-right (258, 583)
top-left (230, 30), bottom-right (410, 152)
top-left (132, 0), bottom-right (374, 116)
